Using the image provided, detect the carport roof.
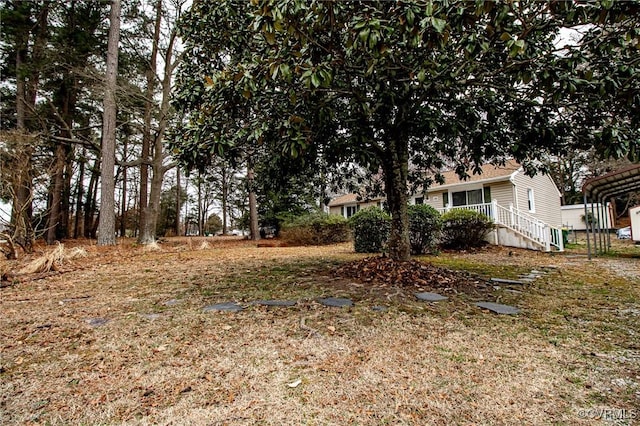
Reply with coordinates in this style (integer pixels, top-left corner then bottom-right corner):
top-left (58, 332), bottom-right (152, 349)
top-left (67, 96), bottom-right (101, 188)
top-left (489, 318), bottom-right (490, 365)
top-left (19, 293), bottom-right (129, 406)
top-left (582, 163), bottom-right (640, 201)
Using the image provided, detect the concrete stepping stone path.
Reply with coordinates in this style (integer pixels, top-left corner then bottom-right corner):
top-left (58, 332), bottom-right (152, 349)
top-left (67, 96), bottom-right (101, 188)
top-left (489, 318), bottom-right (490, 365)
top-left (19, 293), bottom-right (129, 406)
top-left (476, 302), bottom-right (520, 315)
top-left (85, 318), bottom-right (109, 327)
top-left (203, 302), bottom-right (243, 312)
top-left (318, 297), bottom-right (353, 308)
top-left (414, 292), bottom-right (448, 302)
top-left (253, 300), bottom-right (297, 307)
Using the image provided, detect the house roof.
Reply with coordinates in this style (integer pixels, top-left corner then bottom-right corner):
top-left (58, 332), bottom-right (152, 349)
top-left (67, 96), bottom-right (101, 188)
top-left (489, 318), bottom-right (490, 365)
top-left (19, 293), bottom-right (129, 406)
top-left (427, 159), bottom-right (521, 191)
top-left (329, 160), bottom-right (526, 205)
top-left (328, 193), bottom-right (383, 207)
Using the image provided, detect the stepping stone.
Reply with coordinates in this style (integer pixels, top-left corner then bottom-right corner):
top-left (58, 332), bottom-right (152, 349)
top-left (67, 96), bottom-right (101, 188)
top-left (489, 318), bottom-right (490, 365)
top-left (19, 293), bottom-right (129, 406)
top-left (203, 302), bottom-right (243, 312)
top-left (518, 278), bottom-right (535, 283)
top-left (414, 292), bottom-right (448, 302)
top-left (476, 302), bottom-right (520, 315)
top-left (318, 297), bottom-right (353, 308)
top-left (142, 313), bottom-right (163, 320)
top-left (85, 318), bottom-right (108, 327)
top-left (253, 300), bottom-right (297, 307)
top-left (530, 270), bottom-right (545, 275)
top-left (163, 299), bottom-right (180, 306)
top-left (371, 306), bottom-right (388, 312)
top-left (490, 278), bottom-right (525, 285)
top-left (519, 274), bottom-right (540, 279)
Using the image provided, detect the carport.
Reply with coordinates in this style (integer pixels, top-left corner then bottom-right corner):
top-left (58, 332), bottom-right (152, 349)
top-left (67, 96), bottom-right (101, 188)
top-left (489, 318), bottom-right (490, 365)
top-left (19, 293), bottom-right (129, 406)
top-left (582, 164), bottom-right (640, 258)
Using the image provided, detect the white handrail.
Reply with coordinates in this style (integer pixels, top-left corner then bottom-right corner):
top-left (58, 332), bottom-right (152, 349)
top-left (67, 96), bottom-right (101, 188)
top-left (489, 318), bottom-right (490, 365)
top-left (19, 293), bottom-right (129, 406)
top-left (439, 202), bottom-right (564, 251)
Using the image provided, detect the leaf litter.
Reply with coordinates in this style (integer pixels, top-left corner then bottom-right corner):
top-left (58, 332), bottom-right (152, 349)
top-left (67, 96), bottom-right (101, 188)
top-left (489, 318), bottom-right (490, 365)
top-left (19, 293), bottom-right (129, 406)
top-left (0, 238), bottom-right (638, 424)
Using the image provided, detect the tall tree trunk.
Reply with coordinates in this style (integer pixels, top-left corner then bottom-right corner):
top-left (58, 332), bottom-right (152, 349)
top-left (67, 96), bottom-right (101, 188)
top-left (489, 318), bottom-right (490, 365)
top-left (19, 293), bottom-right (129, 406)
top-left (61, 148), bottom-right (73, 238)
top-left (97, 0), bottom-right (121, 246)
top-left (382, 137), bottom-right (410, 262)
top-left (119, 135), bottom-right (128, 237)
top-left (84, 157), bottom-right (100, 238)
top-left (175, 167), bottom-right (181, 235)
top-left (11, 3), bottom-right (48, 252)
top-left (138, 0), bottom-right (162, 241)
top-left (197, 173), bottom-right (203, 236)
top-left (139, 22), bottom-right (178, 244)
top-left (47, 144), bottom-right (66, 244)
top-left (247, 166), bottom-right (259, 241)
top-left (221, 168), bottom-right (228, 235)
top-left (74, 147), bottom-right (85, 238)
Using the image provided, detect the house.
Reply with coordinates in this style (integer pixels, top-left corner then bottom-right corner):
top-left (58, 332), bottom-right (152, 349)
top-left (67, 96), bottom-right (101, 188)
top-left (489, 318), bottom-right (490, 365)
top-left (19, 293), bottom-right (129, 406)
top-left (328, 194), bottom-right (384, 219)
top-left (329, 160), bottom-right (565, 251)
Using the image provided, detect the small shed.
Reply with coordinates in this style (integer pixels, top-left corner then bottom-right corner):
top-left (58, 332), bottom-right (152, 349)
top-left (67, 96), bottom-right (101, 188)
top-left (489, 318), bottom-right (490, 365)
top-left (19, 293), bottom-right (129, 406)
top-left (630, 205), bottom-right (640, 243)
top-left (561, 203), bottom-right (612, 231)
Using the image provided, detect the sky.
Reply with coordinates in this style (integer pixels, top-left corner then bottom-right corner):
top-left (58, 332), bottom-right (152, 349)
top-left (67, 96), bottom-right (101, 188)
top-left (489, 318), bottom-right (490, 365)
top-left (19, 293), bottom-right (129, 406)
top-left (0, 200), bottom-right (10, 224)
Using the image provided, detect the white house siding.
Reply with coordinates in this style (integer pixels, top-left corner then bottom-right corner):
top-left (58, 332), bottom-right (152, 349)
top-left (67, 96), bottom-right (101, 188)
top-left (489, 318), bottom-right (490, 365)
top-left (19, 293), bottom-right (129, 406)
top-left (512, 172), bottom-right (562, 227)
top-left (422, 190), bottom-right (446, 210)
top-left (488, 181), bottom-right (514, 209)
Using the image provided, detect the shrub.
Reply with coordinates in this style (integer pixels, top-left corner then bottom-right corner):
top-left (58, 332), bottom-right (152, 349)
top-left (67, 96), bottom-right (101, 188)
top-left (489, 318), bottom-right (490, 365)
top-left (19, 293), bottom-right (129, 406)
top-left (440, 209), bottom-right (494, 250)
top-left (408, 204), bottom-right (442, 255)
top-left (349, 207), bottom-right (391, 253)
top-left (280, 212), bottom-right (350, 245)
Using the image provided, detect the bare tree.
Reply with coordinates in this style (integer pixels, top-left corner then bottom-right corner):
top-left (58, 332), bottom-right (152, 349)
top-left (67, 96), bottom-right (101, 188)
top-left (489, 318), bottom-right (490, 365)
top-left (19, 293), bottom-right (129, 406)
top-left (137, 0), bottom-right (185, 244)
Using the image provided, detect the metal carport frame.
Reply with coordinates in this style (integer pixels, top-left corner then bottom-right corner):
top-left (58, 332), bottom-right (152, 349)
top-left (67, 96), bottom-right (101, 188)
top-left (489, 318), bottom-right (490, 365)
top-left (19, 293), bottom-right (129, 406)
top-left (581, 164), bottom-right (640, 259)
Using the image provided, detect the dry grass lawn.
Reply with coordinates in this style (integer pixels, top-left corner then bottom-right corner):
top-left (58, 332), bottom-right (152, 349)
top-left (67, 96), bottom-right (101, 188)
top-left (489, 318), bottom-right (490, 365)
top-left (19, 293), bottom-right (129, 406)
top-left (1, 238), bottom-right (638, 425)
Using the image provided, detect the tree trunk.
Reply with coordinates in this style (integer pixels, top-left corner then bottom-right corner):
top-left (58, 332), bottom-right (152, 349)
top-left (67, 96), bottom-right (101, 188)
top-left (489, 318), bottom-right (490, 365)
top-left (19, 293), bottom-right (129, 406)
top-left (197, 173), bottom-right (204, 236)
top-left (11, 3), bottom-right (48, 252)
top-left (247, 167), bottom-right (259, 241)
top-left (175, 167), bottom-right (181, 235)
top-left (382, 138), bottom-right (411, 262)
top-left (138, 0), bottom-right (162, 241)
top-left (46, 144), bottom-right (66, 244)
top-left (84, 157), bottom-right (100, 238)
top-left (221, 168), bottom-right (228, 235)
top-left (97, 0), bottom-right (121, 246)
top-left (120, 136), bottom-right (128, 237)
top-left (139, 17), bottom-right (177, 244)
top-left (74, 148), bottom-right (85, 238)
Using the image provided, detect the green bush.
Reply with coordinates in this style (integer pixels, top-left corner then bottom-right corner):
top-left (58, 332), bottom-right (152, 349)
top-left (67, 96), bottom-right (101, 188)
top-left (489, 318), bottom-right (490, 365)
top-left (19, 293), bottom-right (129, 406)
top-left (440, 209), bottom-right (494, 250)
top-left (349, 207), bottom-right (391, 253)
top-left (280, 212), bottom-right (350, 245)
top-left (408, 204), bottom-right (442, 255)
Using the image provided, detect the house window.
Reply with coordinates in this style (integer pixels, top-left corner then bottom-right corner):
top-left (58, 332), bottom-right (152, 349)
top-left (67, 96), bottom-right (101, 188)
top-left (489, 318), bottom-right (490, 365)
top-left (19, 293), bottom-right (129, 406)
top-left (415, 197), bottom-right (424, 205)
top-left (483, 187), bottom-right (491, 203)
top-left (527, 188), bottom-right (535, 212)
top-left (442, 192), bottom-right (449, 207)
top-left (452, 189), bottom-right (481, 206)
top-left (345, 205), bottom-right (359, 218)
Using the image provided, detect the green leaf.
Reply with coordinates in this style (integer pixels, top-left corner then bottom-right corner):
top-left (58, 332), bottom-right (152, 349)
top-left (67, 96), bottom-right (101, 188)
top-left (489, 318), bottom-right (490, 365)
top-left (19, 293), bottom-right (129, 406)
top-left (431, 17), bottom-right (446, 34)
top-left (406, 9), bottom-right (415, 26)
top-left (311, 73), bottom-right (321, 88)
top-left (359, 27), bottom-right (370, 45)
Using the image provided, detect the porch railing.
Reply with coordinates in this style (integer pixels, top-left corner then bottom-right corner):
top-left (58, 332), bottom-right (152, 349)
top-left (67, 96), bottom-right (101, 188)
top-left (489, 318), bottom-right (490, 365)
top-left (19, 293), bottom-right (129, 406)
top-left (438, 201), bottom-right (564, 252)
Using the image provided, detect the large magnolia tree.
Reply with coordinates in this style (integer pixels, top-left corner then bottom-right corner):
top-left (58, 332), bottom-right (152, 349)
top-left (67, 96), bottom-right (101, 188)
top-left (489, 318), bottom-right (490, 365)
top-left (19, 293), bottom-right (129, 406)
top-left (172, 0), bottom-right (639, 261)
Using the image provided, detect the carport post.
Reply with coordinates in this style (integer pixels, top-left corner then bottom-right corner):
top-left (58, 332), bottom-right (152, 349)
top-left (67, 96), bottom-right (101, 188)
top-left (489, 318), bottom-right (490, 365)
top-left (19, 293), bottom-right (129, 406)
top-left (596, 198), bottom-right (603, 254)
top-left (590, 201), bottom-right (599, 255)
top-left (584, 194), bottom-right (592, 260)
top-left (605, 198), bottom-right (611, 250)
